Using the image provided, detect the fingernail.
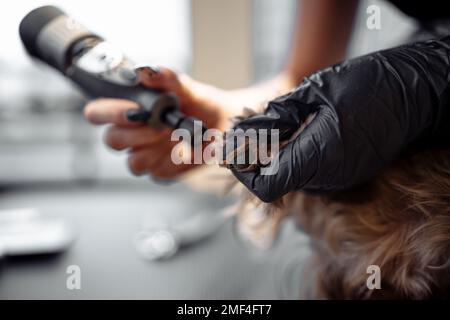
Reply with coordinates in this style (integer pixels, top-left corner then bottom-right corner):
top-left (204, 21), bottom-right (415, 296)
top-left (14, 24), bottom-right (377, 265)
top-left (126, 109), bottom-right (150, 122)
top-left (135, 65), bottom-right (160, 78)
top-left (147, 65), bottom-right (160, 74)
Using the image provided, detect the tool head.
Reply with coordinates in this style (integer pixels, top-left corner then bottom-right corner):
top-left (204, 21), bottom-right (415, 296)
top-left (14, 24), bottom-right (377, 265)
top-left (19, 5), bottom-right (96, 71)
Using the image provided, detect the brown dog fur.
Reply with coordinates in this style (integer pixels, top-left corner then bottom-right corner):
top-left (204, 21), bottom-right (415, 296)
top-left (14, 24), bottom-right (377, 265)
top-left (224, 112), bottom-right (450, 299)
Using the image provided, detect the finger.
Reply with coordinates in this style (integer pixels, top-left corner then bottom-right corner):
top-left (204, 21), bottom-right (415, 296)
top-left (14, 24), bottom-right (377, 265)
top-left (151, 154), bottom-right (196, 179)
top-left (138, 66), bottom-right (178, 91)
top-left (84, 99), bottom-right (143, 126)
top-left (135, 65), bottom-right (161, 87)
top-left (230, 110), bottom-right (327, 202)
top-left (127, 145), bottom-right (173, 176)
top-left (230, 146), bottom-right (294, 203)
top-left (233, 90), bottom-right (318, 137)
top-left (233, 109), bottom-right (300, 140)
top-left (104, 125), bottom-right (171, 151)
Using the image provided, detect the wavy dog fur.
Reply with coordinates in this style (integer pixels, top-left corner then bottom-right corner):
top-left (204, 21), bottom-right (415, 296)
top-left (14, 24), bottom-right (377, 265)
top-left (224, 113), bottom-right (450, 299)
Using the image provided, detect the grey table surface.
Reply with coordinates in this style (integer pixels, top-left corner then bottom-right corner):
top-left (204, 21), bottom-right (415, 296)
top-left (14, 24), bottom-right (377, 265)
top-left (0, 179), bottom-right (310, 299)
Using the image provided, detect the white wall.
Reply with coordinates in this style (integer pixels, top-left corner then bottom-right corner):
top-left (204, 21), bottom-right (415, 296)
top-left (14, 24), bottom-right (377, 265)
top-left (1, 0), bottom-right (191, 69)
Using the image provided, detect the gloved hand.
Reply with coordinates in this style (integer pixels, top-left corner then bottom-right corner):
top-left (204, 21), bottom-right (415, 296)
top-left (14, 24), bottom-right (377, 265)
top-left (229, 37), bottom-right (450, 202)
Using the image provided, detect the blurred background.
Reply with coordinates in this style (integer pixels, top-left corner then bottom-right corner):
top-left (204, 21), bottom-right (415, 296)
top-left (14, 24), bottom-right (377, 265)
top-left (0, 0), bottom-right (416, 299)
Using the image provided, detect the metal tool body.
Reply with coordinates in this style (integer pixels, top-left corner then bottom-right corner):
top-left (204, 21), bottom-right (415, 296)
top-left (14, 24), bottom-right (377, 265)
top-left (19, 6), bottom-right (203, 138)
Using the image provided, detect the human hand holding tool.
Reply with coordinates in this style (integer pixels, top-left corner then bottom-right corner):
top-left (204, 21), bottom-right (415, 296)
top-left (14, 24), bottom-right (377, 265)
top-left (19, 6), bottom-right (206, 144)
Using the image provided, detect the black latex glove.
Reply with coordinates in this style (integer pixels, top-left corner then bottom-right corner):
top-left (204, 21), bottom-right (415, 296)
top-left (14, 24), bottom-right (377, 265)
top-left (229, 37), bottom-right (450, 203)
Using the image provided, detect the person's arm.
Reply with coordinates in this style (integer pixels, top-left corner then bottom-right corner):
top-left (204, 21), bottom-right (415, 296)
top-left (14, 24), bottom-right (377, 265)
top-left (196, 0), bottom-right (360, 114)
top-left (286, 0), bottom-right (359, 81)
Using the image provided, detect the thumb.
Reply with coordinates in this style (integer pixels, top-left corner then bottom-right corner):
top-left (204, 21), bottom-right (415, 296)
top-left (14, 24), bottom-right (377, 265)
top-left (230, 107), bottom-right (335, 202)
top-left (135, 66), bottom-right (180, 92)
